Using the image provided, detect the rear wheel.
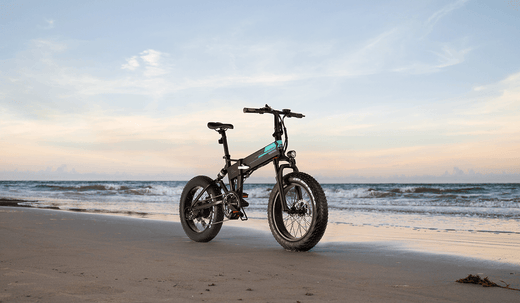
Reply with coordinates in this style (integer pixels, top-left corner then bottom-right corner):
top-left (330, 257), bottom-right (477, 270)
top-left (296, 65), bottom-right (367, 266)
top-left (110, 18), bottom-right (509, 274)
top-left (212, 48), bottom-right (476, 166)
top-left (179, 176), bottom-right (224, 242)
top-left (268, 172), bottom-right (328, 251)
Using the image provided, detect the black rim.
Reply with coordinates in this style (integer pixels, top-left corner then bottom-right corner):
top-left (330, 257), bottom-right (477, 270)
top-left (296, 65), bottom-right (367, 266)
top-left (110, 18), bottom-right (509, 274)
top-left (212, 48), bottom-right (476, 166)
top-left (185, 186), bottom-right (215, 233)
top-left (272, 180), bottom-right (315, 241)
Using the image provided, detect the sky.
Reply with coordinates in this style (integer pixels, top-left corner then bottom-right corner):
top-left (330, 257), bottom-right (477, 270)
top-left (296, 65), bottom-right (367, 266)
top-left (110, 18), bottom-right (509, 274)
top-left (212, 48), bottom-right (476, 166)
top-left (1, 0), bottom-right (520, 182)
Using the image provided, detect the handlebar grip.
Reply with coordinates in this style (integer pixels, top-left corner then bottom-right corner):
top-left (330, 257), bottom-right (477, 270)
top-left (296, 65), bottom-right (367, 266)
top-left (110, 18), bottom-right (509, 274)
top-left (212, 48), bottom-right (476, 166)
top-left (285, 112), bottom-right (305, 118)
top-left (243, 107), bottom-right (267, 114)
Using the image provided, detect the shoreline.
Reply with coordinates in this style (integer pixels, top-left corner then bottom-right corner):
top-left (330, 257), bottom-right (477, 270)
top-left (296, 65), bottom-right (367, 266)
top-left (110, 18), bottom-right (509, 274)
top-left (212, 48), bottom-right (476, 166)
top-left (2, 198), bottom-right (520, 267)
top-left (1, 207), bottom-right (519, 302)
top-left (0, 198), bottom-right (151, 217)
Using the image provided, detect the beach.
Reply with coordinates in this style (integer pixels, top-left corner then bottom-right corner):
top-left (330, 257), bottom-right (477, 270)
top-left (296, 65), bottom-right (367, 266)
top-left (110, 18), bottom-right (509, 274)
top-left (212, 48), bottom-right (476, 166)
top-left (1, 206), bottom-right (519, 302)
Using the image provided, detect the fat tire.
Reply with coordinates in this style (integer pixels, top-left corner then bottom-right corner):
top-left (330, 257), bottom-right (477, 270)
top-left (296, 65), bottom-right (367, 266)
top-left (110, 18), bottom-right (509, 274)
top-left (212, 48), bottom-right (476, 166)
top-left (267, 172), bottom-right (328, 251)
top-left (179, 175), bottom-right (224, 242)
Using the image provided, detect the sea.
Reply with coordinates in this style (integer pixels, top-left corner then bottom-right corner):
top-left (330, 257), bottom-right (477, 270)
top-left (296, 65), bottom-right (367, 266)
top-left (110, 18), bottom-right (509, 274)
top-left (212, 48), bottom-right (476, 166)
top-left (1, 181), bottom-right (519, 235)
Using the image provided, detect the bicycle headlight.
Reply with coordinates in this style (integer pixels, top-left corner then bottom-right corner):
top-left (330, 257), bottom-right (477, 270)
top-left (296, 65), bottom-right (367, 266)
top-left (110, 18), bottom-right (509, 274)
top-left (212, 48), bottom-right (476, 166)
top-left (287, 150), bottom-right (296, 159)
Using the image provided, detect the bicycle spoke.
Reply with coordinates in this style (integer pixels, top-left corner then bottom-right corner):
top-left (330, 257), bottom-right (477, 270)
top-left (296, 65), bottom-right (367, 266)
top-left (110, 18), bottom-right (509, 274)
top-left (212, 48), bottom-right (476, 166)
top-left (279, 202), bottom-right (314, 238)
top-left (295, 217), bottom-right (306, 237)
top-left (188, 188), bottom-right (216, 233)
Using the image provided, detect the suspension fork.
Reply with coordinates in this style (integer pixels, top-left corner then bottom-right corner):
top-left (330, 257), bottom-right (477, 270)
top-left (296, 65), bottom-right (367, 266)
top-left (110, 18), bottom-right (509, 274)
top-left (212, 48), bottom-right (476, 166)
top-left (273, 157), bottom-right (299, 212)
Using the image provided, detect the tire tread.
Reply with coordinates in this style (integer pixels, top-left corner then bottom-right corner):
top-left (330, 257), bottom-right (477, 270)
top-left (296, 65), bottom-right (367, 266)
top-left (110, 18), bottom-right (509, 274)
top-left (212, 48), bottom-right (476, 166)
top-left (267, 172), bottom-right (328, 251)
top-left (179, 175), bottom-right (224, 242)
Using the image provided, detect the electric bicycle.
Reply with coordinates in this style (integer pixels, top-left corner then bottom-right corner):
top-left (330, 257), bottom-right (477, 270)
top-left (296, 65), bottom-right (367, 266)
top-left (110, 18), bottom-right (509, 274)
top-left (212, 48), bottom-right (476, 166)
top-left (179, 105), bottom-right (328, 251)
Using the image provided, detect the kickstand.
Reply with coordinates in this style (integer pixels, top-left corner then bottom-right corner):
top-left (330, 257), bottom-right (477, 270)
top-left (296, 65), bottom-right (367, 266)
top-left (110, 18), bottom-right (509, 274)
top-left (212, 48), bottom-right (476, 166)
top-left (240, 208), bottom-right (248, 221)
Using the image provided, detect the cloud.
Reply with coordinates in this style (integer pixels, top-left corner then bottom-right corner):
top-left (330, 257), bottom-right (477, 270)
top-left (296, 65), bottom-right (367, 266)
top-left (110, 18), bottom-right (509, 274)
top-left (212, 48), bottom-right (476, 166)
top-left (0, 102), bottom-right (267, 176)
top-left (140, 49), bottom-right (162, 66)
top-left (328, 15), bottom-right (473, 77)
top-left (276, 69), bottom-right (520, 177)
top-left (315, 167), bottom-right (520, 183)
top-left (139, 49), bottom-right (169, 77)
top-left (3, 43), bottom-right (520, 179)
top-left (432, 45), bottom-right (472, 69)
top-left (46, 19), bottom-right (55, 28)
top-left (121, 56), bottom-right (140, 70)
top-left (121, 49), bottom-right (169, 77)
top-left (38, 19), bottom-right (56, 30)
top-left (427, 0), bottom-right (469, 27)
top-left (2, 41), bottom-right (176, 110)
top-left (464, 70), bottom-right (520, 116)
top-left (393, 43), bottom-right (472, 74)
top-left (327, 28), bottom-right (400, 76)
top-left (32, 38), bottom-right (67, 52)
top-left (4, 164), bottom-right (520, 182)
top-left (0, 31), bottom-right (479, 130)
top-left (3, 15), bottom-right (474, 118)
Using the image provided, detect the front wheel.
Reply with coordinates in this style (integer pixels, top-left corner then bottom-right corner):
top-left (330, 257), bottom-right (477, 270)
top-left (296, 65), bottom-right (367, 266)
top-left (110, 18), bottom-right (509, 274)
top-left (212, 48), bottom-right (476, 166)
top-left (179, 176), bottom-right (224, 242)
top-left (268, 172), bottom-right (328, 251)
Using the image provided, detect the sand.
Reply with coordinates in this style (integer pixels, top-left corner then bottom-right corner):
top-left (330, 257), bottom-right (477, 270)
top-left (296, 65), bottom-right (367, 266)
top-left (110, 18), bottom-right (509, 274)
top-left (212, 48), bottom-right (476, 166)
top-left (1, 207), bottom-right (519, 302)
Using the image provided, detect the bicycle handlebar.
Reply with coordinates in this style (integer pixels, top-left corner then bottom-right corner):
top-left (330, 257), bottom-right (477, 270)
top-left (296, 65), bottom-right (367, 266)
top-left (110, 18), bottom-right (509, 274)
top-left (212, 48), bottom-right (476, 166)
top-left (243, 105), bottom-right (305, 118)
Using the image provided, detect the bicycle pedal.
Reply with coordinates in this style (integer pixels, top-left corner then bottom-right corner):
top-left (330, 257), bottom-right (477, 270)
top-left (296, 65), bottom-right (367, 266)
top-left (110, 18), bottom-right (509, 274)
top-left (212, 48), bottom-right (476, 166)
top-left (230, 210), bottom-right (243, 220)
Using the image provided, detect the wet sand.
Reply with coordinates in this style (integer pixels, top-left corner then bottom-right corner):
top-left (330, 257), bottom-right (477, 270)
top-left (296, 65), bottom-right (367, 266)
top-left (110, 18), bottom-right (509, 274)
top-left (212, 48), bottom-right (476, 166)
top-left (1, 207), bottom-right (519, 302)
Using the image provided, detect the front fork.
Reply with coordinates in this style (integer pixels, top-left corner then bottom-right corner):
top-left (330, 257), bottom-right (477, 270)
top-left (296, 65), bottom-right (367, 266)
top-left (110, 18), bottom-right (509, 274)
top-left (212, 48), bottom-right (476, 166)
top-left (273, 156), bottom-right (299, 212)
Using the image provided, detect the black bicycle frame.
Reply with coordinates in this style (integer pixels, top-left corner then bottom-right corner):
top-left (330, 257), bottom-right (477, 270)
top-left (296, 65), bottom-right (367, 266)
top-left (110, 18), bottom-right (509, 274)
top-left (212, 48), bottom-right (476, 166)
top-left (190, 107), bottom-right (301, 215)
top-left (220, 113), bottom-right (298, 211)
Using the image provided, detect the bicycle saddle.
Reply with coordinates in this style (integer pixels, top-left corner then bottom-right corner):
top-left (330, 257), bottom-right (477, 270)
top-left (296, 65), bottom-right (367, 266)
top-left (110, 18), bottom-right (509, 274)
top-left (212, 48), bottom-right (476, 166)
top-left (207, 122), bottom-right (234, 130)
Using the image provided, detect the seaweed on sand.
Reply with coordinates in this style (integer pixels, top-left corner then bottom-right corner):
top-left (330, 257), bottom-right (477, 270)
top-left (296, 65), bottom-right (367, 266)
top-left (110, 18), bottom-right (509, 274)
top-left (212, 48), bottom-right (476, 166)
top-left (456, 274), bottom-right (519, 291)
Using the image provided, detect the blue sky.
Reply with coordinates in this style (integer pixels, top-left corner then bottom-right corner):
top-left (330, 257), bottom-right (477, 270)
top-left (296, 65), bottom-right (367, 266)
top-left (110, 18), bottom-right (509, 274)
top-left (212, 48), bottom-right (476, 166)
top-left (1, 0), bottom-right (520, 181)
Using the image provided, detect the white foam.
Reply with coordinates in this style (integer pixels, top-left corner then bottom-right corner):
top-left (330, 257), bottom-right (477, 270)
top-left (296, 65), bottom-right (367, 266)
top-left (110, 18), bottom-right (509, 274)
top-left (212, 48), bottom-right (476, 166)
top-left (2, 181), bottom-right (520, 234)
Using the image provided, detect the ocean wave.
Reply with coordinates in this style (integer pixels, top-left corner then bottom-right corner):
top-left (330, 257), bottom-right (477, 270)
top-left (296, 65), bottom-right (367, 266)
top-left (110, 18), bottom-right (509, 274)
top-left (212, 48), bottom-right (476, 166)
top-left (37, 184), bottom-right (134, 191)
top-left (4, 181), bottom-right (520, 225)
top-left (323, 187), bottom-right (393, 199)
top-left (390, 186), bottom-right (483, 194)
top-left (35, 183), bottom-right (185, 197)
top-left (320, 186), bottom-right (491, 202)
top-left (126, 185), bottom-right (184, 196)
top-left (328, 205), bottom-right (520, 219)
top-left (38, 184), bottom-right (120, 191)
top-left (327, 198), bottom-right (520, 208)
top-left (243, 186), bottom-right (272, 198)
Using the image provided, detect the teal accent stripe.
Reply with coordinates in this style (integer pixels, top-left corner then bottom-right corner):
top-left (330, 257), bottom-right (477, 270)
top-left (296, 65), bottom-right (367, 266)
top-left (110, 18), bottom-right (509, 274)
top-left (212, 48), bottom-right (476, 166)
top-left (257, 140), bottom-right (284, 159)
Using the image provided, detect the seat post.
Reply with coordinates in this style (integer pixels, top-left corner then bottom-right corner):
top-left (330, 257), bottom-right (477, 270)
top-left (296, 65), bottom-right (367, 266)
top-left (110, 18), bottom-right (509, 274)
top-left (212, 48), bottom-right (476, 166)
top-left (218, 129), bottom-right (232, 168)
